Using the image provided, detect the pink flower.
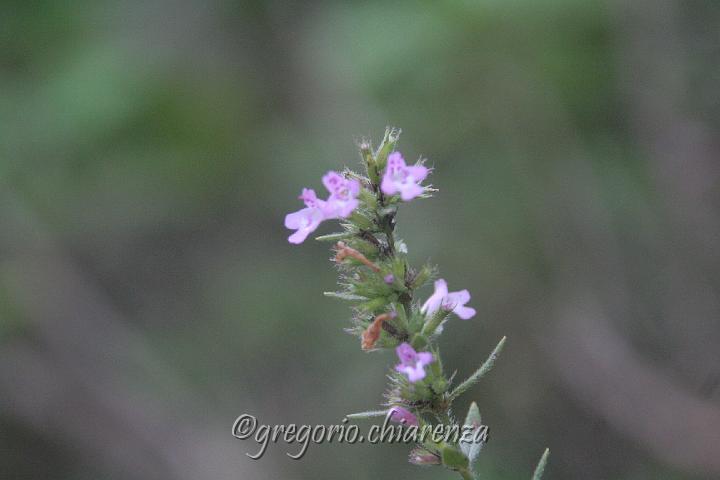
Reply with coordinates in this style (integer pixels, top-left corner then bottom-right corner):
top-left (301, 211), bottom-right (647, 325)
top-left (285, 172), bottom-right (361, 244)
top-left (395, 342), bottom-right (434, 383)
top-left (381, 152), bottom-right (429, 201)
top-left (387, 406), bottom-right (419, 426)
top-left (284, 207), bottom-right (324, 244)
top-left (420, 279), bottom-right (476, 320)
top-left (322, 171), bottom-right (360, 218)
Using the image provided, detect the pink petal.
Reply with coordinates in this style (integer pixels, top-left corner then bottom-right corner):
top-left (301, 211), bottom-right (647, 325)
top-left (434, 279), bottom-right (449, 296)
top-left (288, 229), bottom-right (310, 244)
top-left (387, 151), bottom-right (405, 167)
top-left (381, 175), bottom-right (399, 196)
top-left (420, 293), bottom-right (443, 315)
top-left (406, 164), bottom-right (429, 182)
top-left (417, 352), bottom-right (434, 365)
top-left (399, 183), bottom-right (424, 201)
top-left (454, 306), bottom-right (476, 320)
top-left (445, 290), bottom-right (470, 309)
top-left (407, 364), bottom-right (426, 382)
top-left (284, 208), bottom-right (307, 229)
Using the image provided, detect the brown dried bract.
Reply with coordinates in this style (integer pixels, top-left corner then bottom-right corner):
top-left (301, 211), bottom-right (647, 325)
top-left (334, 242), bottom-right (381, 272)
top-left (361, 312), bottom-right (394, 350)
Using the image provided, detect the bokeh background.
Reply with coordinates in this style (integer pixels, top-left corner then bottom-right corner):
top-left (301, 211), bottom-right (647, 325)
top-left (2, 1), bottom-right (720, 479)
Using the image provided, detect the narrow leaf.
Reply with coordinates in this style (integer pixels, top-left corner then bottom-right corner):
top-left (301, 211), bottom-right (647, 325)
top-left (449, 337), bottom-right (506, 401)
top-left (532, 448), bottom-right (550, 480)
top-left (315, 232), bottom-right (354, 242)
top-left (464, 401), bottom-right (482, 428)
top-left (460, 402), bottom-right (485, 462)
top-left (441, 445), bottom-right (469, 471)
top-left (346, 410), bottom-right (387, 419)
top-left (323, 291), bottom-right (367, 301)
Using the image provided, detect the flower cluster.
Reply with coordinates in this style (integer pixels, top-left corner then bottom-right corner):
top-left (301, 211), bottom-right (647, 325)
top-left (283, 128), bottom-right (548, 480)
top-left (284, 171), bottom-right (360, 244)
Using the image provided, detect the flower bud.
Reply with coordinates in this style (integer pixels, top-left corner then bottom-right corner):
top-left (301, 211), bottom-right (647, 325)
top-left (409, 447), bottom-right (441, 465)
top-left (375, 126), bottom-right (401, 171)
top-left (387, 406), bottom-right (419, 426)
top-left (359, 139), bottom-right (379, 184)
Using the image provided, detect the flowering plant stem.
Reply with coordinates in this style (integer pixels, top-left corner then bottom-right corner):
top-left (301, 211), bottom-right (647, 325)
top-left (285, 127), bottom-right (548, 479)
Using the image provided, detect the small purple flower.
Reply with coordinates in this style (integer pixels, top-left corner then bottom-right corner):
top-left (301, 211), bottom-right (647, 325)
top-left (387, 406), bottom-right (419, 426)
top-left (285, 171), bottom-right (361, 244)
top-left (384, 274), bottom-right (395, 284)
top-left (395, 342), bottom-right (434, 383)
top-left (284, 207), bottom-right (324, 244)
top-left (420, 279), bottom-right (476, 320)
top-left (381, 152), bottom-right (429, 201)
top-left (322, 171), bottom-right (361, 219)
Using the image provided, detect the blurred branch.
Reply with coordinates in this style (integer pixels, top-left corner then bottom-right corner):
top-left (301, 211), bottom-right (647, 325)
top-left (0, 191), bottom-right (262, 479)
top-left (545, 297), bottom-right (720, 474)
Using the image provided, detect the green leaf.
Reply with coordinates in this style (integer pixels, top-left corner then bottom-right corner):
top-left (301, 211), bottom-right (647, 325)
top-left (464, 401), bottom-right (481, 427)
top-left (441, 445), bottom-right (469, 471)
top-left (359, 189), bottom-right (378, 208)
top-left (460, 402), bottom-right (485, 463)
top-left (392, 301), bottom-right (409, 330)
top-left (421, 309), bottom-right (450, 336)
top-left (349, 211), bottom-right (374, 230)
top-left (532, 448), bottom-right (550, 480)
top-left (409, 263), bottom-right (434, 290)
top-left (449, 337), bottom-right (506, 401)
top-left (359, 296), bottom-right (391, 312)
top-left (346, 410), bottom-right (387, 419)
top-left (323, 291), bottom-right (368, 301)
top-left (315, 232), bottom-right (354, 242)
top-left (410, 333), bottom-right (428, 350)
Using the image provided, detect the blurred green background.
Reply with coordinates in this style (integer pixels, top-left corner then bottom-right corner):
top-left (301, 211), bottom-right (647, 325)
top-left (2, 1), bottom-right (719, 479)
